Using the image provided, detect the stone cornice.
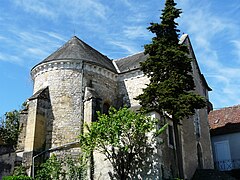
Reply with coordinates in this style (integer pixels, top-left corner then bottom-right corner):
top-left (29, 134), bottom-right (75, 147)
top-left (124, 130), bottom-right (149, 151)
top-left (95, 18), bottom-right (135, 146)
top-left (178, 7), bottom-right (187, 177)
top-left (31, 60), bottom-right (118, 81)
top-left (117, 69), bottom-right (144, 81)
top-left (31, 60), bottom-right (83, 79)
top-left (84, 63), bottom-right (118, 81)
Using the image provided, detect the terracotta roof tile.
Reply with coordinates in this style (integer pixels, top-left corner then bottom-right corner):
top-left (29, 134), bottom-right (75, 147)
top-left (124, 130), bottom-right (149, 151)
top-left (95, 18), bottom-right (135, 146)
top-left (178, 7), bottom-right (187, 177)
top-left (208, 105), bottom-right (240, 130)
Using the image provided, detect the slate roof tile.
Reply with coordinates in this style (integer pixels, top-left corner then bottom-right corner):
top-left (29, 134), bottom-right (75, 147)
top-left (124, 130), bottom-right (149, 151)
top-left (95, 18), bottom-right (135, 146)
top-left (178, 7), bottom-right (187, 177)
top-left (33, 36), bottom-right (117, 73)
top-left (113, 52), bottom-right (148, 73)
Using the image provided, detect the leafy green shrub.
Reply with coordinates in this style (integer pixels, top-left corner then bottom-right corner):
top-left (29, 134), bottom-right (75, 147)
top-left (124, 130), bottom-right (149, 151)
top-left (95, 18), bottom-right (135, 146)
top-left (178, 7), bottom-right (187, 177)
top-left (2, 175), bottom-right (33, 180)
top-left (35, 154), bottom-right (62, 180)
top-left (13, 165), bottom-right (27, 176)
top-left (35, 154), bottom-right (87, 180)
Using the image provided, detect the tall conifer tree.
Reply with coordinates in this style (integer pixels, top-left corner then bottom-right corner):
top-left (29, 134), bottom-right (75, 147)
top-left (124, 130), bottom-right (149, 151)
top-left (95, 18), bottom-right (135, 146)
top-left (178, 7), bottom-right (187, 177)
top-left (136, 0), bottom-right (206, 178)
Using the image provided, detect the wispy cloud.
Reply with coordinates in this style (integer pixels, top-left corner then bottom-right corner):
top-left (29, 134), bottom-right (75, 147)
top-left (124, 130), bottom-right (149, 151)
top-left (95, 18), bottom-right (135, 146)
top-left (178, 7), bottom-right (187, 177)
top-left (0, 53), bottom-right (22, 65)
top-left (108, 40), bottom-right (139, 55)
top-left (13, 0), bottom-right (108, 21)
top-left (231, 40), bottom-right (240, 61)
top-left (123, 26), bottom-right (150, 39)
top-left (14, 0), bottom-right (57, 19)
top-left (179, 1), bottom-right (231, 50)
top-left (39, 31), bottom-right (66, 42)
top-left (178, 0), bottom-right (240, 108)
top-left (0, 35), bottom-right (6, 40)
top-left (120, 0), bottom-right (131, 6)
top-left (0, 27), bottom-right (66, 66)
top-left (26, 48), bottom-right (48, 57)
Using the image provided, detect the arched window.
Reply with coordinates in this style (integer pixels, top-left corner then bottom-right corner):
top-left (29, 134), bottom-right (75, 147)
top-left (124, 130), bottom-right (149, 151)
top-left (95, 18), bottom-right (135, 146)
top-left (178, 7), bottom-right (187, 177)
top-left (197, 143), bottom-right (203, 169)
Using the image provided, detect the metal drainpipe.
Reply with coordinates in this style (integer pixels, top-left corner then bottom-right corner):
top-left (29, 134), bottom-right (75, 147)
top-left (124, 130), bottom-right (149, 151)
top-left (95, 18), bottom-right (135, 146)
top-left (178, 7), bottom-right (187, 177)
top-left (32, 141), bottom-right (79, 179)
top-left (80, 60), bottom-right (84, 134)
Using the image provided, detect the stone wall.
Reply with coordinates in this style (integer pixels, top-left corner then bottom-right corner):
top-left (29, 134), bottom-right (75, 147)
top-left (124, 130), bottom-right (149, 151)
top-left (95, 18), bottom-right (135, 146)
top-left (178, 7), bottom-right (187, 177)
top-left (180, 36), bottom-right (214, 179)
top-left (83, 67), bottom-right (118, 108)
top-left (33, 68), bottom-right (83, 147)
top-left (0, 146), bottom-right (15, 179)
top-left (23, 88), bottom-right (52, 174)
top-left (118, 70), bottom-right (149, 107)
top-left (17, 109), bottom-right (28, 152)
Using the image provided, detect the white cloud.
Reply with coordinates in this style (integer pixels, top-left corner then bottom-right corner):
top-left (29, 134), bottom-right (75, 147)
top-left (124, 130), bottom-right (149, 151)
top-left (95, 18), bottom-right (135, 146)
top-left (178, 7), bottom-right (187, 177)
top-left (13, 0), bottom-right (108, 21)
top-left (13, 0), bottom-right (57, 19)
top-left (26, 48), bottom-right (48, 57)
top-left (40, 31), bottom-right (66, 42)
top-left (179, 2), bottom-right (230, 49)
top-left (0, 53), bottom-right (23, 65)
top-left (17, 32), bottom-right (49, 43)
top-left (0, 36), bottom-right (6, 40)
top-left (119, 0), bottom-right (131, 7)
top-left (127, 13), bottom-right (148, 23)
top-left (58, 0), bottom-right (108, 21)
top-left (0, 28), bottom-right (67, 67)
top-left (231, 40), bottom-right (240, 60)
top-left (108, 40), bottom-right (138, 55)
top-left (177, 0), bottom-right (240, 108)
top-left (123, 26), bottom-right (149, 39)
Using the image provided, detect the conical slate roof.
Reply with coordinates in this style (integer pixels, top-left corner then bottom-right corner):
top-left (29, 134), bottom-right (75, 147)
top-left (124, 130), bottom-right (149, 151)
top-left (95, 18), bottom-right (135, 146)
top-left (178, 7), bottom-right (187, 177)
top-left (33, 36), bottom-right (117, 72)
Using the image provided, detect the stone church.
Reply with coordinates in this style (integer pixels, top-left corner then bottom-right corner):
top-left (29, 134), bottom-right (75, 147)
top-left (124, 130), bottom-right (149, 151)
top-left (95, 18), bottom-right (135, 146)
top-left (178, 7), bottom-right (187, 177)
top-left (16, 34), bottom-right (214, 179)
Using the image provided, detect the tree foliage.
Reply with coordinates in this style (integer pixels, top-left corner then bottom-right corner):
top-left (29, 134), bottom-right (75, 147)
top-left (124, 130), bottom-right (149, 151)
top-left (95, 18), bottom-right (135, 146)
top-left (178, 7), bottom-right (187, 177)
top-left (135, 0), bottom-right (207, 178)
top-left (79, 107), bottom-right (167, 179)
top-left (35, 154), bottom-right (87, 180)
top-left (0, 110), bottom-right (20, 147)
top-left (13, 165), bottom-right (28, 177)
top-left (136, 0), bottom-right (206, 120)
top-left (2, 176), bottom-right (33, 180)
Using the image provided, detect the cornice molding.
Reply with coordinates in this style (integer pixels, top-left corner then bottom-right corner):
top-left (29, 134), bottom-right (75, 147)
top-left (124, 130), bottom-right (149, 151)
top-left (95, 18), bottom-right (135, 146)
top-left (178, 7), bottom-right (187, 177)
top-left (31, 60), bottom-right (118, 81)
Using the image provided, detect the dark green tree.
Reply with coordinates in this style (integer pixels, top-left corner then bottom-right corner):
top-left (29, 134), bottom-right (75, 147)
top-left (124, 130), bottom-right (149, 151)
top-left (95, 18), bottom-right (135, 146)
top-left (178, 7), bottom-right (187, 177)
top-left (0, 110), bottom-right (20, 148)
top-left (136, 0), bottom-right (206, 178)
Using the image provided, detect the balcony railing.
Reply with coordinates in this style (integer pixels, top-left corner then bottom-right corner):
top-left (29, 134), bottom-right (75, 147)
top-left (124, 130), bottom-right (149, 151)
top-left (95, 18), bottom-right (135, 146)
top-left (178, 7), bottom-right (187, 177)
top-left (215, 159), bottom-right (240, 171)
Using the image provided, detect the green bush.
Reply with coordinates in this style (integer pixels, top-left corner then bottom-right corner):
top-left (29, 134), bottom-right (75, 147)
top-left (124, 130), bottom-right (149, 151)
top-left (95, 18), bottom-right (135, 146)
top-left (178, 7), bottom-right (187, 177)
top-left (35, 154), bottom-right (87, 180)
top-left (2, 176), bottom-right (33, 180)
top-left (13, 165), bottom-right (28, 176)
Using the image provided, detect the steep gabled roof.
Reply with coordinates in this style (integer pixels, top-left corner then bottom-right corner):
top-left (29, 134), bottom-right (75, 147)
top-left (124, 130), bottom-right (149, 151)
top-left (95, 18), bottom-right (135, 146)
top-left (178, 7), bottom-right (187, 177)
top-left (113, 33), bottom-right (211, 93)
top-left (180, 34), bottom-right (212, 91)
top-left (208, 105), bottom-right (240, 135)
top-left (33, 36), bottom-right (117, 73)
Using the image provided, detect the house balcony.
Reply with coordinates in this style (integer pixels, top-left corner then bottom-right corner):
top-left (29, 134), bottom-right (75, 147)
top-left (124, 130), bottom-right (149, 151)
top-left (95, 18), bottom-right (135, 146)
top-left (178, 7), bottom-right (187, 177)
top-left (214, 159), bottom-right (240, 171)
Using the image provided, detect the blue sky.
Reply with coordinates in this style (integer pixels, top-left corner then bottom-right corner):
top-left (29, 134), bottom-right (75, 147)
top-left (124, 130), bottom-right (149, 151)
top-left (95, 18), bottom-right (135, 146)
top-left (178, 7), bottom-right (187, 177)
top-left (0, 0), bottom-right (240, 116)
